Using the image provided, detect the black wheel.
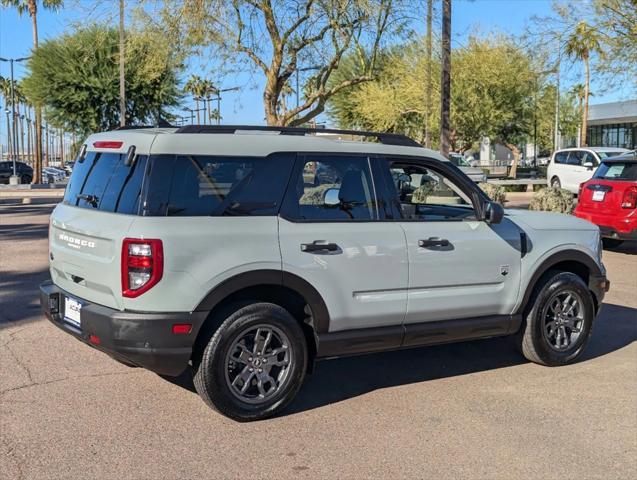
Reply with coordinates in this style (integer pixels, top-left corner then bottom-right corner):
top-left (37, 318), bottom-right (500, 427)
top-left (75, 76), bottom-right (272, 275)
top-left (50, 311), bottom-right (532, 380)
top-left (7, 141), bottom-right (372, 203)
top-left (550, 176), bottom-right (561, 189)
top-left (602, 238), bottom-right (624, 249)
top-left (21, 175), bottom-right (32, 184)
top-left (516, 271), bottom-right (595, 366)
top-left (193, 302), bottom-right (307, 421)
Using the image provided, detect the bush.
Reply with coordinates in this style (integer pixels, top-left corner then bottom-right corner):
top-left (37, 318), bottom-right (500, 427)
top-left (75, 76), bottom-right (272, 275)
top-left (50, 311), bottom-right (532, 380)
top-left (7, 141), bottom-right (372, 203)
top-left (478, 183), bottom-right (506, 204)
top-left (529, 187), bottom-right (575, 214)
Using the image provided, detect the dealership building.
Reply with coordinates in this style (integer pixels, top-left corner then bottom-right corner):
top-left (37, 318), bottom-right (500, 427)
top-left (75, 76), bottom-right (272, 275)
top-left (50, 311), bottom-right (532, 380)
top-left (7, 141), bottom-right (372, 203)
top-left (586, 99), bottom-right (637, 149)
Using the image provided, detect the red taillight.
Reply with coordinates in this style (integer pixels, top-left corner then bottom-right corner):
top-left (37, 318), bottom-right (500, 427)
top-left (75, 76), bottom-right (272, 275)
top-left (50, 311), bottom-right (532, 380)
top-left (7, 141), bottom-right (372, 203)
top-left (621, 186), bottom-right (637, 209)
top-left (93, 141), bottom-right (123, 149)
top-left (121, 238), bottom-right (163, 298)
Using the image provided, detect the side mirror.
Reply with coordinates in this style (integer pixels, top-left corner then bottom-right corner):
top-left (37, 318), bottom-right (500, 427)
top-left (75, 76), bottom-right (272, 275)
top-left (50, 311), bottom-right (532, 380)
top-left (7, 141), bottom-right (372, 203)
top-left (323, 188), bottom-right (341, 206)
top-left (485, 201), bottom-right (504, 224)
top-left (583, 161), bottom-right (594, 170)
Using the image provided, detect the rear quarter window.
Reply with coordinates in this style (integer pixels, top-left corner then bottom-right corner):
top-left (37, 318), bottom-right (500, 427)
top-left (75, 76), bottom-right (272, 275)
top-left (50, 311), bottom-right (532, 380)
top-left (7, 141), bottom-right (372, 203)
top-left (141, 153), bottom-right (295, 216)
top-left (554, 152), bottom-right (569, 164)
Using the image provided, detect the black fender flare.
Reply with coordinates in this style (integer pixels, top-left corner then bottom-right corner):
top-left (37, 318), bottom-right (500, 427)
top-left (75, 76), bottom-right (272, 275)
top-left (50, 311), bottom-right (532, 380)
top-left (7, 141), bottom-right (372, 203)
top-left (194, 269), bottom-right (331, 333)
top-left (518, 249), bottom-right (602, 314)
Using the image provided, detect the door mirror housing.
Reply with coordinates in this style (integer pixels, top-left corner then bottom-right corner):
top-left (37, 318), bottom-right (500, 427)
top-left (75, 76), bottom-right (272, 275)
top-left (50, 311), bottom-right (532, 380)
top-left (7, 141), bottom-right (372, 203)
top-left (484, 201), bottom-right (504, 224)
top-left (323, 188), bottom-right (341, 206)
top-left (583, 161), bottom-right (594, 170)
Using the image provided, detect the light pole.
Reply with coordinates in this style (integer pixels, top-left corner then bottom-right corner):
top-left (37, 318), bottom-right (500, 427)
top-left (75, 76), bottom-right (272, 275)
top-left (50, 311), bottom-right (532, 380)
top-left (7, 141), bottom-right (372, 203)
top-left (211, 86), bottom-right (239, 125)
top-left (0, 56), bottom-right (30, 183)
top-left (183, 107), bottom-right (195, 125)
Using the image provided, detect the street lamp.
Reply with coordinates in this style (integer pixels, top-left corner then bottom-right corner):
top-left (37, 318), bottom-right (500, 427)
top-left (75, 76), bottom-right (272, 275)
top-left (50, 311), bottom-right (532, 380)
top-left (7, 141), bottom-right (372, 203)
top-left (213, 86), bottom-right (240, 125)
top-left (0, 56), bottom-right (30, 183)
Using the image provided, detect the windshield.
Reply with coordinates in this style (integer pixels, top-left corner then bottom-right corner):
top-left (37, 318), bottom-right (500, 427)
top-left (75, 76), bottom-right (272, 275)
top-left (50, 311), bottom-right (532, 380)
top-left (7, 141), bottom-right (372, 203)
top-left (593, 162), bottom-right (637, 181)
top-left (448, 153), bottom-right (469, 167)
top-left (597, 151), bottom-right (627, 159)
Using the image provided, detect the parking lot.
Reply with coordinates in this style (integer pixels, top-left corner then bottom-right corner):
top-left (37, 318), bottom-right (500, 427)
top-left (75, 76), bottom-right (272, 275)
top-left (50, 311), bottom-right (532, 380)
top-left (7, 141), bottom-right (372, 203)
top-left (1, 199), bottom-right (636, 480)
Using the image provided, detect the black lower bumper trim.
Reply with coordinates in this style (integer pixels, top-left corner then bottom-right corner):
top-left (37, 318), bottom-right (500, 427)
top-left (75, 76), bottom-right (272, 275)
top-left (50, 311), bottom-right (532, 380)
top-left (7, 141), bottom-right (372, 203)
top-left (599, 226), bottom-right (637, 241)
top-left (39, 280), bottom-right (208, 376)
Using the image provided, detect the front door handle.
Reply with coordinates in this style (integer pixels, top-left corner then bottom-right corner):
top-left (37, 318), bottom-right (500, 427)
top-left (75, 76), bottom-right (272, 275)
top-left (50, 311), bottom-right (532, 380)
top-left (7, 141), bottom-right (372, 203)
top-left (418, 237), bottom-right (450, 248)
top-left (301, 241), bottom-right (339, 253)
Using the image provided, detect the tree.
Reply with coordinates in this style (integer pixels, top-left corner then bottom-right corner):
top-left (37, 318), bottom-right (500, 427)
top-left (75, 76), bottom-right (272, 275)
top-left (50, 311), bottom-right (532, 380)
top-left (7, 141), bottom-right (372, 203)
top-left (2, 0), bottom-right (63, 183)
top-left (423, 0), bottom-right (433, 147)
top-left (564, 21), bottom-right (601, 147)
top-left (439, 0), bottom-right (451, 158)
top-left (162, 0), bottom-right (400, 126)
top-left (22, 25), bottom-right (182, 136)
top-left (184, 75), bottom-right (205, 123)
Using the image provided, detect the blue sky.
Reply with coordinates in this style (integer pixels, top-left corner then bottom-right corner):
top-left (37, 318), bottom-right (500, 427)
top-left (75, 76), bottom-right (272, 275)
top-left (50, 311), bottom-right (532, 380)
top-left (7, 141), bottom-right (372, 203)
top-left (0, 0), bottom-right (633, 143)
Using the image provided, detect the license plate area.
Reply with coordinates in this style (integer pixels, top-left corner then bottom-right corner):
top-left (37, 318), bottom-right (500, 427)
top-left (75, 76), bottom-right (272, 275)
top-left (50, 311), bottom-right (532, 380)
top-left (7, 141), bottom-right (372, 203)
top-left (592, 190), bottom-right (606, 202)
top-left (64, 296), bottom-right (82, 328)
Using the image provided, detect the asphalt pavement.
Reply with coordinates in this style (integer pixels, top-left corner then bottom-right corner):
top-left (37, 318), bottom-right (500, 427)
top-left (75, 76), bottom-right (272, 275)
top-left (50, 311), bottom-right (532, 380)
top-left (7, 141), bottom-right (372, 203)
top-left (1, 200), bottom-right (636, 480)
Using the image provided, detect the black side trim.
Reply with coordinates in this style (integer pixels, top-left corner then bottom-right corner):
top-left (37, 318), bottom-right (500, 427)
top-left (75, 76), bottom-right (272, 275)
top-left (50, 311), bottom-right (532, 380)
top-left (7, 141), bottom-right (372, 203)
top-left (317, 315), bottom-right (520, 358)
top-left (518, 250), bottom-right (603, 314)
top-left (194, 269), bottom-right (331, 333)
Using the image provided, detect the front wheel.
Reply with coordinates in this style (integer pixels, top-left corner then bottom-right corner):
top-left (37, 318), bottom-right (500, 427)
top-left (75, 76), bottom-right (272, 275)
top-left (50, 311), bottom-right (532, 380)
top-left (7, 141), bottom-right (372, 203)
top-left (516, 271), bottom-right (595, 366)
top-left (193, 302), bottom-right (307, 421)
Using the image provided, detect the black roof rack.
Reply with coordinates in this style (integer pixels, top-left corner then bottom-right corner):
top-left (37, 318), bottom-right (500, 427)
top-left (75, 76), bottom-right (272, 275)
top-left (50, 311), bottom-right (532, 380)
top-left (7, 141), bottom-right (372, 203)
top-left (113, 119), bottom-right (175, 130)
top-left (174, 125), bottom-right (422, 148)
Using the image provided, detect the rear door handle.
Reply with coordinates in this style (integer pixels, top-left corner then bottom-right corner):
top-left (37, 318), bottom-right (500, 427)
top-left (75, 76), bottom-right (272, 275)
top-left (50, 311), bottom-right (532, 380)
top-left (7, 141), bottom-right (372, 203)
top-left (418, 237), bottom-right (450, 248)
top-left (301, 241), bottom-right (339, 253)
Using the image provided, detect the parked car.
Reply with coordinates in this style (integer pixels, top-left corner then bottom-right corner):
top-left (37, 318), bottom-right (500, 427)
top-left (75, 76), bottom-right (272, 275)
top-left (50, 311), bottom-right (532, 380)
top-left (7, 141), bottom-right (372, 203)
top-left (40, 125), bottom-right (608, 421)
top-left (0, 160), bottom-right (33, 184)
top-left (448, 152), bottom-right (487, 182)
top-left (574, 153), bottom-right (637, 248)
top-left (42, 167), bottom-right (66, 184)
top-left (547, 147), bottom-right (630, 193)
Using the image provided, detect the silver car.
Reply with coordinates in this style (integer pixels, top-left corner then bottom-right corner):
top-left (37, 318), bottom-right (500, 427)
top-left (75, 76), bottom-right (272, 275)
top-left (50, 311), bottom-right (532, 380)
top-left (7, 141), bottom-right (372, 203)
top-left (40, 125), bottom-right (608, 421)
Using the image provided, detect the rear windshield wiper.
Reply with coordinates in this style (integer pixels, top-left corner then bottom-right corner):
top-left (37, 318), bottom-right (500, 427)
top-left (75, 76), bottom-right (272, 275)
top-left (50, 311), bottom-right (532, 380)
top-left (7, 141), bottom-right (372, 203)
top-left (76, 193), bottom-right (99, 207)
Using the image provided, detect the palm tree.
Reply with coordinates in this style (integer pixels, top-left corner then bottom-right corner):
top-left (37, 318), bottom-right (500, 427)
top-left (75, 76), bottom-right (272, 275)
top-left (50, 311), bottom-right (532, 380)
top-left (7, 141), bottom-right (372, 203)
top-left (184, 75), bottom-right (204, 124)
top-left (439, 0), bottom-right (451, 158)
top-left (3, 0), bottom-right (63, 182)
top-left (565, 21), bottom-right (602, 147)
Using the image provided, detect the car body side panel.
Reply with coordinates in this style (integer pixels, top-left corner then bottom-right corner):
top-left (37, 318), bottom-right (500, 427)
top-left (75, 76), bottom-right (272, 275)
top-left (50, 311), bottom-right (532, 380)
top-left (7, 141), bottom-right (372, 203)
top-left (123, 216), bottom-right (282, 312)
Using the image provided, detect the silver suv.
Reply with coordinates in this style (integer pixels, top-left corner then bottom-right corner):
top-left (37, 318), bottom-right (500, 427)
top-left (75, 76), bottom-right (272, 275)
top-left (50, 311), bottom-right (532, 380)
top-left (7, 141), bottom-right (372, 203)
top-left (40, 125), bottom-right (609, 421)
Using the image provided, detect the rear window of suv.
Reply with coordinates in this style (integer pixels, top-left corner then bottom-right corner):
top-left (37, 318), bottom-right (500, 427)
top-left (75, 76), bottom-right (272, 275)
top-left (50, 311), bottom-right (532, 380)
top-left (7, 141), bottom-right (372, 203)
top-left (63, 152), bottom-right (148, 214)
top-left (594, 162), bottom-right (637, 181)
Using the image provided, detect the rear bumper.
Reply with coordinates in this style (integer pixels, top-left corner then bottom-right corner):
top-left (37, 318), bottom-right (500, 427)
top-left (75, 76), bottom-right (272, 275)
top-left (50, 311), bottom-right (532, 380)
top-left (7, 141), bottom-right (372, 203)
top-left (39, 280), bottom-right (208, 376)
top-left (599, 225), bottom-right (637, 241)
top-left (574, 210), bottom-right (637, 239)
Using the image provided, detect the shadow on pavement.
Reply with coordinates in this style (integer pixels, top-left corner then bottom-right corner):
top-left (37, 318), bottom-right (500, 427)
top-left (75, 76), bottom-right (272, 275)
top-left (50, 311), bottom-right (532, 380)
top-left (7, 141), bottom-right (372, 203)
top-left (0, 222), bottom-right (49, 241)
top-left (605, 240), bottom-right (637, 256)
top-left (160, 302), bottom-right (637, 416)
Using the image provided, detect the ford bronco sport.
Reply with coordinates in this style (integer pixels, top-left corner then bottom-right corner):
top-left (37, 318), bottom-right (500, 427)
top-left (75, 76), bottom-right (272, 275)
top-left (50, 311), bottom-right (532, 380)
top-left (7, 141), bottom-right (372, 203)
top-left (40, 125), bottom-right (609, 421)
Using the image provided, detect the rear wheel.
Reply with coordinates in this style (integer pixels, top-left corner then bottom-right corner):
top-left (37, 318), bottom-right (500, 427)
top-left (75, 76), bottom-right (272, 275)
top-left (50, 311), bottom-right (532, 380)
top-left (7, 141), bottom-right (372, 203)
top-left (602, 238), bottom-right (624, 249)
top-left (193, 302), bottom-right (307, 421)
top-left (516, 271), bottom-right (595, 366)
top-left (21, 175), bottom-right (32, 184)
top-left (550, 176), bottom-right (561, 189)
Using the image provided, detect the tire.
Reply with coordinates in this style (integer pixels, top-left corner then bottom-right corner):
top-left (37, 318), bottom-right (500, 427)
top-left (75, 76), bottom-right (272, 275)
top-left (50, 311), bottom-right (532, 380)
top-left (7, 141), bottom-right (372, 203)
top-left (516, 271), bottom-right (595, 366)
top-left (193, 302), bottom-right (307, 421)
top-left (602, 238), bottom-right (623, 249)
top-left (550, 176), bottom-right (561, 189)
top-left (21, 175), bottom-right (32, 184)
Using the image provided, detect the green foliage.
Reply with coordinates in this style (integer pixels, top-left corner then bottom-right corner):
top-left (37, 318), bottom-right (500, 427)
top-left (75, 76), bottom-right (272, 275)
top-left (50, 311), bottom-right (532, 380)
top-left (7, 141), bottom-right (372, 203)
top-left (328, 36), bottom-right (573, 152)
top-left (529, 187), bottom-right (575, 214)
top-left (22, 25), bottom-right (182, 135)
top-left (478, 183), bottom-right (506, 204)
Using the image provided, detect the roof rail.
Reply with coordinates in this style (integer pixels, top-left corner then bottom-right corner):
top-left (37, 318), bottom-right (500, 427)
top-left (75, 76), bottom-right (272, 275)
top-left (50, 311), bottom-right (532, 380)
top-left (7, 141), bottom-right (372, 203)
top-left (174, 125), bottom-right (422, 148)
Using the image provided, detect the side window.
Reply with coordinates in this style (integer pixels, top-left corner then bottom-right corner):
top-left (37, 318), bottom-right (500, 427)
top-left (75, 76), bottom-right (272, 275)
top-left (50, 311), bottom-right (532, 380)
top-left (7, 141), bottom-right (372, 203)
top-left (580, 151), bottom-right (597, 166)
top-left (142, 154), bottom-right (293, 217)
top-left (554, 152), bottom-right (569, 164)
top-left (567, 151), bottom-right (583, 166)
top-left (379, 160), bottom-right (476, 221)
top-left (282, 155), bottom-right (377, 221)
